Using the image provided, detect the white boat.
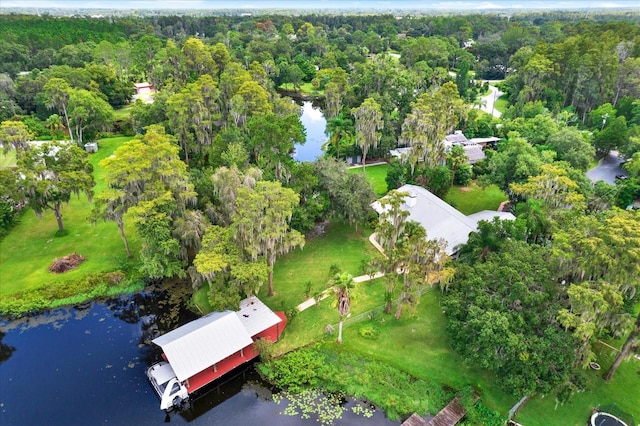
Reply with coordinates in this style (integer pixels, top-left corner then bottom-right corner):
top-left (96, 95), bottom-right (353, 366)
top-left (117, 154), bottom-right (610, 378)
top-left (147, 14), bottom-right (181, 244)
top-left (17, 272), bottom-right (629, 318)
top-left (146, 361), bottom-right (189, 411)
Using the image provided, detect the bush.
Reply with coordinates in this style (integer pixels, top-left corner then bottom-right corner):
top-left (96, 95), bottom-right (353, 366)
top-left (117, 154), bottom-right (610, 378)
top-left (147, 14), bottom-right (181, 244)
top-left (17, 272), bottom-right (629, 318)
top-left (257, 347), bottom-right (327, 392)
top-left (358, 324), bottom-right (380, 339)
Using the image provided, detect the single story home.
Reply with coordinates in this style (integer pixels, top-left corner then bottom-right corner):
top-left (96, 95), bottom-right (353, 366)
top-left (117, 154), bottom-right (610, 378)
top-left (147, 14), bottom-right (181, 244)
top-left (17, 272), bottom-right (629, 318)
top-left (371, 184), bottom-right (515, 256)
top-left (390, 131), bottom-right (500, 165)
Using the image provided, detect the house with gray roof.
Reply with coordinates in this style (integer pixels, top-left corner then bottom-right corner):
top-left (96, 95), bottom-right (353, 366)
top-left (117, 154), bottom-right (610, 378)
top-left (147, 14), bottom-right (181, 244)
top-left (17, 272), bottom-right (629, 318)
top-left (371, 184), bottom-right (515, 256)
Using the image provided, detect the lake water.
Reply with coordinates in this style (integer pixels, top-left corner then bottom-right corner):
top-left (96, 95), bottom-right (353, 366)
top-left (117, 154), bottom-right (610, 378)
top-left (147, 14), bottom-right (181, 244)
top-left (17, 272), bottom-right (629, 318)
top-left (0, 291), bottom-right (399, 426)
top-left (294, 101), bottom-right (327, 162)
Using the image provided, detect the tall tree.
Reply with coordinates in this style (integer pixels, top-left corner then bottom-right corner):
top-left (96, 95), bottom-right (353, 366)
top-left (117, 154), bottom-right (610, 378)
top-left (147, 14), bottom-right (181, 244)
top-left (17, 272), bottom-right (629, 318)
top-left (233, 181), bottom-right (305, 296)
top-left (43, 78), bottom-right (73, 143)
top-left (166, 74), bottom-right (220, 166)
top-left (0, 120), bottom-right (31, 155)
top-left (67, 88), bottom-right (114, 145)
top-left (246, 113), bottom-right (305, 181)
top-left (98, 126), bottom-right (196, 275)
top-left (352, 97), bottom-right (383, 170)
top-left (605, 312), bottom-right (640, 381)
top-left (18, 141), bottom-right (94, 232)
top-left (400, 82), bottom-right (467, 174)
top-left (211, 165), bottom-right (262, 226)
top-left (193, 225), bottom-right (268, 310)
top-left (443, 241), bottom-right (577, 396)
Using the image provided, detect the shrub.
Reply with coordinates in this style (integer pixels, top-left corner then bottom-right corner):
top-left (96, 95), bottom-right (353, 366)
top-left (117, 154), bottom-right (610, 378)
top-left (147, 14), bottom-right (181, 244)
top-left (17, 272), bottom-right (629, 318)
top-left (358, 324), bottom-right (380, 339)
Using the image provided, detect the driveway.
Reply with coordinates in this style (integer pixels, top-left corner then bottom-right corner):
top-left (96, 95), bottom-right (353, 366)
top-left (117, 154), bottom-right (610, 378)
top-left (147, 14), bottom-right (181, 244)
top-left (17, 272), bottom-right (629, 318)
top-left (587, 151), bottom-right (626, 185)
top-left (479, 83), bottom-right (503, 118)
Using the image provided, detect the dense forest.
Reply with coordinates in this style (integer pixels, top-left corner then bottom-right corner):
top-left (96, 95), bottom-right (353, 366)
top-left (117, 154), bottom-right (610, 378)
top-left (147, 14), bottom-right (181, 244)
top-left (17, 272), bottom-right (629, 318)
top-left (1, 10), bottom-right (639, 417)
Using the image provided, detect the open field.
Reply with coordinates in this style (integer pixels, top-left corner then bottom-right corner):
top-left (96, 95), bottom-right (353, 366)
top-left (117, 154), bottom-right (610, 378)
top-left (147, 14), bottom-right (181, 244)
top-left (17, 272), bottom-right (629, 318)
top-left (0, 136), bottom-right (141, 314)
top-left (113, 104), bottom-right (133, 120)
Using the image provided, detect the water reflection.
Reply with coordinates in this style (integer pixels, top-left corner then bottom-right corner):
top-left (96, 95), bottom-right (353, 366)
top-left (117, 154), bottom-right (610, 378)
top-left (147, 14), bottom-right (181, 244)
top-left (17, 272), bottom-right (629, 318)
top-left (295, 101), bottom-right (327, 162)
top-left (0, 331), bottom-right (15, 365)
top-left (0, 290), bottom-right (398, 426)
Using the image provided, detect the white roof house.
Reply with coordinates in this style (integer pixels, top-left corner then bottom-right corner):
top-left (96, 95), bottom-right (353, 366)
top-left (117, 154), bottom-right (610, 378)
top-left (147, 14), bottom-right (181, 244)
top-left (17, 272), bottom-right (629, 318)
top-left (152, 296), bottom-right (281, 383)
top-left (389, 132), bottom-right (499, 165)
top-left (371, 184), bottom-right (515, 256)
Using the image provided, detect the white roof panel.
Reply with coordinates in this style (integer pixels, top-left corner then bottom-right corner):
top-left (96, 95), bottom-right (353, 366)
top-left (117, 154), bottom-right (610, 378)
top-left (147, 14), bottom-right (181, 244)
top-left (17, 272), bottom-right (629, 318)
top-left (372, 185), bottom-right (512, 255)
top-left (152, 311), bottom-right (252, 382)
top-left (151, 296), bottom-right (282, 382)
top-left (237, 295), bottom-right (283, 337)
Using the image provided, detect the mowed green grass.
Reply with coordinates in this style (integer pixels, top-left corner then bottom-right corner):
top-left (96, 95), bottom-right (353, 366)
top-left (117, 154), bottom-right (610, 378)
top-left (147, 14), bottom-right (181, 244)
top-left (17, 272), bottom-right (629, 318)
top-left (268, 221), bottom-right (377, 311)
top-left (348, 163), bottom-right (389, 196)
top-left (113, 104), bottom-right (133, 120)
top-left (0, 149), bottom-right (17, 168)
top-left (279, 82), bottom-right (324, 96)
top-left (444, 182), bottom-right (508, 215)
top-left (494, 95), bottom-right (509, 114)
top-left (0, 136), bottom-right (140, 297)
top-left (193, 220), bottom-right (380, 351)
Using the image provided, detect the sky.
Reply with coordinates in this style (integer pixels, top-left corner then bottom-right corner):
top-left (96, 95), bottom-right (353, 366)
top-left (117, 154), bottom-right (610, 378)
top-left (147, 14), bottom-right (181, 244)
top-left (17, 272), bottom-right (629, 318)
top-left (2, 0), bottom-right (639, 10)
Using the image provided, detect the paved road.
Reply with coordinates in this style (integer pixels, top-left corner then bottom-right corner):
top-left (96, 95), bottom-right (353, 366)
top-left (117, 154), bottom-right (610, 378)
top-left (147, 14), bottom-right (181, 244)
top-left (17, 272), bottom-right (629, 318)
top-left (479, 83), bottom-right (503, 118)
top-left (586, 151), bottom-right (626, 185)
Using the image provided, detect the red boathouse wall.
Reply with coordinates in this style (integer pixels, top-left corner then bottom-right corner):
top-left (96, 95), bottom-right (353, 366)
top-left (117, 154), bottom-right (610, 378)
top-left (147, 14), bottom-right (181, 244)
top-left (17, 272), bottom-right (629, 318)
top-left (184, 311), bottom-right (287, 394)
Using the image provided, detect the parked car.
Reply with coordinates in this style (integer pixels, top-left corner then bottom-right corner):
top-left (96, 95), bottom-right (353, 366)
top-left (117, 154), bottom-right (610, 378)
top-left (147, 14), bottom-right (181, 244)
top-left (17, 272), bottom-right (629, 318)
top-left (615, 174), bottom-right (628, 180)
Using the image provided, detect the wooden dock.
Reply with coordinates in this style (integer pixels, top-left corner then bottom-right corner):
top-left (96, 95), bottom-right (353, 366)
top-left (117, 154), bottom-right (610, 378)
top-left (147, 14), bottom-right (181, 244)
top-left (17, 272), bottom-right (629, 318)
top-left (402, 395), bottom-right (475, 426)
top-left (426, 396), bottom-right (467, 426)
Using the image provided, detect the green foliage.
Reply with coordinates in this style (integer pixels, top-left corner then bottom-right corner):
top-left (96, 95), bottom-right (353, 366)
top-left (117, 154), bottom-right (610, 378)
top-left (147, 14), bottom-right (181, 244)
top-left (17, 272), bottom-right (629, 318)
top-left (0, 272), bottom-right (143, 316)
top-left (444, 241), bottom-right (578, 396)
top-left (358, 324), bottom-right (380, 340)
top-left (460, 401), bottom-right (506, 426)
top-left (258, 347), bottom-right (327, 393)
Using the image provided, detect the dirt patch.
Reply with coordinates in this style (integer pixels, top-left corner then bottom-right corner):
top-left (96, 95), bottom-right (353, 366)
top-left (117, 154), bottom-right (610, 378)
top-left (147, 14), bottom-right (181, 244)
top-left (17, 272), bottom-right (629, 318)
top-left (49, 253), bottom-right (87, 273)
top-left (459, 186), bottom-right (472, 192)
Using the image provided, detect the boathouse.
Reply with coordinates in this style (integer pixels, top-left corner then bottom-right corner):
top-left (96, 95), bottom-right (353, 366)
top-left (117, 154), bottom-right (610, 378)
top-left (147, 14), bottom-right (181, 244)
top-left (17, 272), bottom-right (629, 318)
top-left (151, 296), bottom-right (286, 393)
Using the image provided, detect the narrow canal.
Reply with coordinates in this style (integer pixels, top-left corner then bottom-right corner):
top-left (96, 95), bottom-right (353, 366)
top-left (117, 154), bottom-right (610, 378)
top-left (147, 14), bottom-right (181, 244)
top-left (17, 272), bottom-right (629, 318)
top-left (0, 290), bottom-right (399, 425)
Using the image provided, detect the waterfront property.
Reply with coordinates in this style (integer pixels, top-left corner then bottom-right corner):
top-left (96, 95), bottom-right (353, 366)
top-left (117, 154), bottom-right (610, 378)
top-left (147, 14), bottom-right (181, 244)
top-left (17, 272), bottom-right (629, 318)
top-left (148, 296), bottom-right (286, 411)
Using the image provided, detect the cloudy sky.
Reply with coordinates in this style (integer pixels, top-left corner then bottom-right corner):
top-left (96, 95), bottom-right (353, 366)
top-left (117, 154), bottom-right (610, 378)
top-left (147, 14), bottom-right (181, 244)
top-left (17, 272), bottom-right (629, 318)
top-left (1, 0), bottom-right (638, 9)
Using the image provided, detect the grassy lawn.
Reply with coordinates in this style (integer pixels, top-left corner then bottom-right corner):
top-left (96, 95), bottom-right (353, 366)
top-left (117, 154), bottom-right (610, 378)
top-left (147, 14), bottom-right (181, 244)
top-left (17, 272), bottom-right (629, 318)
top-left (0, 149), bottom-right (16, 168)
top-left (444, 182), bottom-right (508, 215)
top-left (339, 289), bottom-right (517, 415)
top-left (113, 104), bottom-right (133, 120)
top-left (516, 338), bottom-right (640, 425)
top-left (193, 220), bottom-right (379, 350)
top-left (348, 163), bottom-right (389, 196)
top-left (494, 95), bottom-right (509, 114)
top-left (278, 82), bottom-right (324, 96)
top-left (0, 136), bottom-right (141, 312)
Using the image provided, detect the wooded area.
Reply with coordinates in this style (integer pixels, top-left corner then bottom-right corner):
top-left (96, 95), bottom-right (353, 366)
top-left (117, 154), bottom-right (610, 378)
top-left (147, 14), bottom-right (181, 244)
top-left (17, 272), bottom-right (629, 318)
top-left (0, 9), bottom-right (639, 425)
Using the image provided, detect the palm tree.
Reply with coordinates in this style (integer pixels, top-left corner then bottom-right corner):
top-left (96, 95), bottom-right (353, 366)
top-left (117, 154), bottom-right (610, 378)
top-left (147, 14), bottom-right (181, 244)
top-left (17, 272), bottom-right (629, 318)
top-left (329, 272), bottom-right (355, 344)
top-left (323, 114), bottom-right (354, 160)
top-left (45, 114), bottom-right (64, 141)
top-left (516, 199), bottom-right (549, 243)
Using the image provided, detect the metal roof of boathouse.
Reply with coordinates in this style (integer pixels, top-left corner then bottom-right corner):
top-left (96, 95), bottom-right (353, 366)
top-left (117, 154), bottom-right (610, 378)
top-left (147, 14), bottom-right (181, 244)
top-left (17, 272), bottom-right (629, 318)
top-left (152, 296), bottom-right (282, 382)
